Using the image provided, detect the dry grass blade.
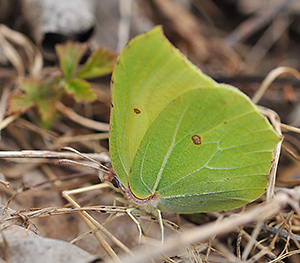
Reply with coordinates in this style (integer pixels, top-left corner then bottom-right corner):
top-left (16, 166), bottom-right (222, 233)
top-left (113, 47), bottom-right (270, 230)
top-left (257, 106), bottom-right (282, 200)
top-left (0, 85), bottom-right (11, 138)
top-left (281, 123), bottom-right (300, 134)
top-left (0, 24), bottom-right (43, 77)
top-left (150, 0), bottom-right (208, 60)
top-left (0, 113), bottom-right (20, 131)
top-left (0, 179), bottom-right (10, 188)
top-left (252, 67), bottom-right (300, 104)
top-left (0, 29), bottom-right (24, 79)
top-left (62, 184), bottom-right (134, 261)
top-left (244, 15), bottom-right (290, 72)
top-left (241, 229), bottom-right (280, 262)
top-left (55, 101), bottom-right (110, 132)
top-left (55, 133), bottom-right (109, 144)
top-left (0, 150), bottom-right (110, 162)
top-left (242, 221), bottom-right (264, 260)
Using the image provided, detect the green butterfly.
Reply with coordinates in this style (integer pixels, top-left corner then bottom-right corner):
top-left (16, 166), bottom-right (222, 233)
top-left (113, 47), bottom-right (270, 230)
top-left (106, 26), bottom-right (280, 239)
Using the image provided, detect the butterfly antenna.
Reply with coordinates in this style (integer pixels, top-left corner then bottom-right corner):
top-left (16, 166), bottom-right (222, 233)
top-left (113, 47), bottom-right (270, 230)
top-left (61, 146), bottom-right (110, 172)
top-left (55, 159), bottom-right (109, 174)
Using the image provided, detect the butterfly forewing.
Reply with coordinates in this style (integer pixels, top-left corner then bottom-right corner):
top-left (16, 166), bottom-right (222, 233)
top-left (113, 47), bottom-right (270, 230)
top-left (110, 26), bottom-right (215, 186)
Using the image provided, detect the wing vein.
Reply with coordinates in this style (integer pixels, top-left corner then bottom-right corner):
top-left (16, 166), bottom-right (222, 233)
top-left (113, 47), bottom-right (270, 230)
top-left (151, 100), bottom-right (190, 193)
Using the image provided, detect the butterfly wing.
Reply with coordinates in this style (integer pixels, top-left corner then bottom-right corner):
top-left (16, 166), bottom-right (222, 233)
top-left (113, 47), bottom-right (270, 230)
top-left (128, 86), bottom-right (280, 213)
top-left (110, 26), bottom-right (216, 185)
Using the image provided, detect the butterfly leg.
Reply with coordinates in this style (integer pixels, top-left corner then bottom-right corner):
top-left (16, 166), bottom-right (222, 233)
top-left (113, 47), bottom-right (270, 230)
top-left (102, 196), bottom-right (128, 225)
top-left (155, 209), bottom-right (164, 245)
top-left (127, 208), bottom-right (164, 244)
top-left (126, 207), bottom-right (144, 243)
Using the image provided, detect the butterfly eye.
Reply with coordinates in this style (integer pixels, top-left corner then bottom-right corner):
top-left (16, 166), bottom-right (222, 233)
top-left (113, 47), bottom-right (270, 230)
top-left (111, 176), bottom-right (120, 188)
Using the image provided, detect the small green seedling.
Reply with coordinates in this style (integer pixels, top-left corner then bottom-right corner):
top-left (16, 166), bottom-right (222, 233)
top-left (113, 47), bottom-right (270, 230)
top-left (8, 42), bottom-right (117, 123)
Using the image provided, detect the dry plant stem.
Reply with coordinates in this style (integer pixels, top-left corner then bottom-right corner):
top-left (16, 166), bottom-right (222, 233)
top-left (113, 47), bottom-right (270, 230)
top-left (282, 134), bottom-right (300, 154)
top-left (62, 184), bottom-right (133, 259)
top-left (242, 221), bottom-right (263, 260)
top-left (280, 212), bottom-right (300, 248)
top-left (236, 227), bottom-right (242, 259)
top-left (151, 0), bottom-right (208, 60)
top-left (252, 67), bottom-right (300, 104)
top-left (55, 101), bottom-right (109, 132)
top-left (0, 150), bottom-right (110, 163)
top-left (244, 15), bottom-right (290, 72)
top-left (257, 106), bottom-right (282, 201)
top-left (266, 222), bottom-right (300, 247)
top-left (55, 133), bottom-right (109, 144)
top-left (70, 228), bottom-right (98, 244)
top-left (241, 230), bottom-right (279, 262)
top-left (0, 86), bottom-right (11, 137)
top-left (40, 164), bottom-right (61, 187)
top-left (249, 236), bottom-right (279, 263)
top-left (211, 240), bottom-right (239, 262)
top-left (0, 205), bottom-right (132, 234)
top-left (0, 24), bottom-right (43, 77)
top-left (225, 1), bottom-right (291, 47)
top-left (280, 123), bottom-right (300, 133)
top-left (0, 179), bottom-right (9, 188)
top-left (0, 29), bottom-right (24, 79)
top-left (267, 136), bottom-right (282, 201)
top-left (160, 256), bottom-right (177, 263)
top-left (5, 206), bottom-right (129, 220)
top-left (114, 188), bottom-right (300, 263)
top-left (62, 188), bottom-right (120, 262)
top-left (0, 113), bottom-right (21, 131)
top-left (270, 249), bottom-right (300, 263)
top-left (282, 144), bottom-right (300, 163)
top-left (185, 244), bottom-right (202, 263)
top-left (16, 118), bottom-right (58, 141)
top-left (204, 215), bottom-right (223, 262)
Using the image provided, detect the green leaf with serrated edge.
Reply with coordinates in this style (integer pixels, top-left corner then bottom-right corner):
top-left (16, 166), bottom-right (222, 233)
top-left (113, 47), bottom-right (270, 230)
top-left (64, 78), bottom-right (96, 102)
top-left (36, 98), bottom-right (58, 121)
top-left (20, 79), bottom-right (38, 95)
top-left (56, 42), bottom-right (88, 79)
top-left (8, 78), bottom-right (42, 114)
top-left (8, 94), bottom-right (35, 114)
top-left (8, 78), bottom-right (60, 120)
top-left (76, 47), bottom-right (117, 79)
top-left (110, 26), bottom-right (280, 213)
top-left (37, 110), bottom-right (61, 129)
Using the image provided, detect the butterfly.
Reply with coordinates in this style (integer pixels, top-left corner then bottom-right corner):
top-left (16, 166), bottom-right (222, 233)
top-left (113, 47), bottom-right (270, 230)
top-left (59, 26), bottom-right (279, 242)
top-left (109, 26), bottom-right (279, 217)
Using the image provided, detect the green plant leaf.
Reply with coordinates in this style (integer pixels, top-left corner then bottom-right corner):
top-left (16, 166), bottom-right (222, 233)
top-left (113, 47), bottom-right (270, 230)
top-left (8, 93), bottom-right (35, 114)
top-left (8, 78), bottom-right (43, 114)
top-left (76, 47), bottom-right (117, 79)
top-left (64, 78), bottom-right (96, 102)
top-left (56, 42), bottom-right (88, 79)
top-left (36, 98), bottom-right (58, 121)
top-left (8, 78), bottom-right (60, 121)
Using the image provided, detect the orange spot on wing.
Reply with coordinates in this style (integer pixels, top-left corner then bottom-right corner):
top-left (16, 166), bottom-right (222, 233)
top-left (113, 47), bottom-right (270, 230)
top-left (134, 108), bottom-right (141, 114)
top-left (192, 135), bottom-right (202, 145)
